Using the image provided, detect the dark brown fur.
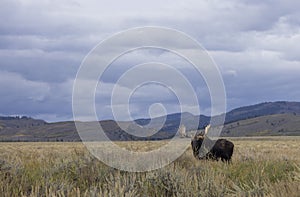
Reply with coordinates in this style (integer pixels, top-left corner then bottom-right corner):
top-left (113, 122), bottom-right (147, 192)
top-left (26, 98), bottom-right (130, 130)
top-left (191, 135), bottom-right (234, 163)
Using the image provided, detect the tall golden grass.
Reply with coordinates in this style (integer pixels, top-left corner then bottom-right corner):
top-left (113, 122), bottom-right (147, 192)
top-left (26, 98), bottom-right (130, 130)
top-left (0, 137), bottom-right (299, 196)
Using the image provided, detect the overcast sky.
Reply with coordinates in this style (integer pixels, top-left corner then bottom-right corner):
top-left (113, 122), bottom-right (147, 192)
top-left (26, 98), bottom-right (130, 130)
top-left (1, 0), bottom-right (300, 122)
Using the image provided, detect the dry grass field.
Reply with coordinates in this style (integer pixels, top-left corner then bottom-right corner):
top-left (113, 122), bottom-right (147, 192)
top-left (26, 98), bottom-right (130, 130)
top-left (0, 137), bottom-right (299, 196)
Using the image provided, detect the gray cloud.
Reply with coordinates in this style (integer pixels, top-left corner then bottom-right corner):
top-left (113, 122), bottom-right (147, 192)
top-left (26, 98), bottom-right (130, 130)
top-left (0, 70), bottom-right (74, 121)
top-left (0, 0), bottom-right (299, 121)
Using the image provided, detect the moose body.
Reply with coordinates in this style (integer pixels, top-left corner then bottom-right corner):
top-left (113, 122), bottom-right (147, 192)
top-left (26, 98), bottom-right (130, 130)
top-left (191, 125), bottom-right (234, 163)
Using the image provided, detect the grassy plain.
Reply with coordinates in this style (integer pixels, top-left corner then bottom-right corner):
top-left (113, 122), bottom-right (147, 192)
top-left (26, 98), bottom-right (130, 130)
top-left (0, 137), bottom-right (299, 196)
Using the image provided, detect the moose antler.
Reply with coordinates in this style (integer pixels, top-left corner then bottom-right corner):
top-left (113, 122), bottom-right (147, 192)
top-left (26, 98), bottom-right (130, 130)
top-left (204, 124), bottom-right (211, 135)
top-left (192, 124), bottom-right (211, 140)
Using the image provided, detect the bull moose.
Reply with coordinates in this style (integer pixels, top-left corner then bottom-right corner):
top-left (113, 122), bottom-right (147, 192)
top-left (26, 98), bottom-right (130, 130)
top-left (191, 125), bottom-right (234, 163)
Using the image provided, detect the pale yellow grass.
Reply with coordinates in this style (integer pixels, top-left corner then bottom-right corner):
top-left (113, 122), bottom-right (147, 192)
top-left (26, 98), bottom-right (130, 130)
top-left (0, 137), bottom-right (299, 196)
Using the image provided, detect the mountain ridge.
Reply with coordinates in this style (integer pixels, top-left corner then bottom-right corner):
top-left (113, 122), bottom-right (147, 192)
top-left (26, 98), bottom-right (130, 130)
top-left (1, 101), bottom-right (300, 141)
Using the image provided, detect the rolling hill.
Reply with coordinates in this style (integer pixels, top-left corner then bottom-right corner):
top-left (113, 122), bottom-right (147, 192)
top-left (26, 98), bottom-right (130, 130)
top-left (0, 101), bottom-right (300, 141)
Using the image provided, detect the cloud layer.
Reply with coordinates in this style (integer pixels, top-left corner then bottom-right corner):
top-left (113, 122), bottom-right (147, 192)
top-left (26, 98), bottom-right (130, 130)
top-left (1, 0), bottom-right (300, 121)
